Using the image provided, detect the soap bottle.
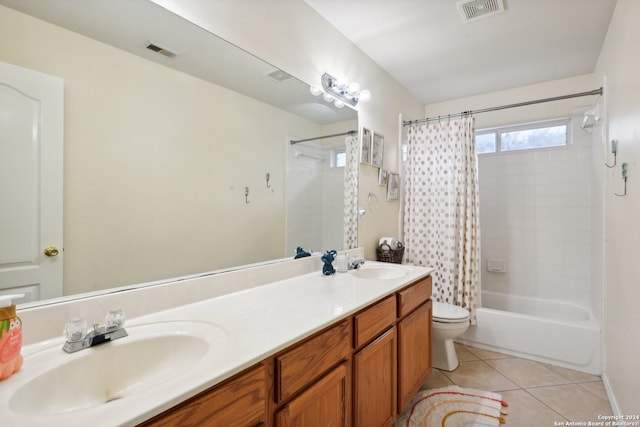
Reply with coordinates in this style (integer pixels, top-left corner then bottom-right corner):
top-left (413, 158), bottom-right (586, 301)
top-left (336, 252), bottom-right (349, 273)
top-left (0, 294), bottom-right (24, 381)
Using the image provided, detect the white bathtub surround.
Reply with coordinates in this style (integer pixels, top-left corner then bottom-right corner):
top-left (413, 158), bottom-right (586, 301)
top-left (477, 114), bottom-right (603, 320)
top-left (459, 290), bottom-right (601, 375)
top-left (404, 117), bottom-right (481, 323)
top-left (4, 256), bottom-right (432, 426)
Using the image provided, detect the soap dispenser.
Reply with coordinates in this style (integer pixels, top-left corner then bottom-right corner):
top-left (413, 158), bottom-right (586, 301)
top-left (0, 294), bottom-right (24, 381)
top-left (336, 252), bottom-right (349, 273)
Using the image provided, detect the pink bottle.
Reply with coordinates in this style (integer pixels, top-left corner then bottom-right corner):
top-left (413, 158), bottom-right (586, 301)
top-left (0, 294), bottom-right (24, 381)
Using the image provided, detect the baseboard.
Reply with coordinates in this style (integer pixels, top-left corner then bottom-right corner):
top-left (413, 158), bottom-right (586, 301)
top-left (601, 371), bottom-right (621, 415)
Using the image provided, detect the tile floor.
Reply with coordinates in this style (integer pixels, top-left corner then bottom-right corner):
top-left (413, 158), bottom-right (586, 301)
top-left (421, 343), bottom-right (613, 426)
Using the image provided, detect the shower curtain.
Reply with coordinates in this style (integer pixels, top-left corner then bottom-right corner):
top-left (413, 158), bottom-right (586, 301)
top-left (403, 117), bottom-right (480, 324)
top-left (343, 134), bottom-right (359, 249)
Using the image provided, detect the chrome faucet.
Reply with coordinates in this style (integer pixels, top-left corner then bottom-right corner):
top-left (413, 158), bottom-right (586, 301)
top-left (63, 309), bottom-right (128, 353)
top-left (348, 258), bottom-right (366, 270)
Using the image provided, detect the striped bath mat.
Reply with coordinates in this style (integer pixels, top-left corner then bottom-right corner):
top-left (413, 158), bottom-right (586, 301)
top-left (396, 385), bottom-right (509, 426)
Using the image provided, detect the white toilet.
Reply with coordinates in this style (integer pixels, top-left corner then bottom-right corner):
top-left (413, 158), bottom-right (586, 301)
top-left (432, 301), bottom-right (470, 371)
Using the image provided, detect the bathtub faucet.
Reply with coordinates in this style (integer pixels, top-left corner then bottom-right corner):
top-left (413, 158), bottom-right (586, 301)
top-left (62, 309), bottom-right (128, 353)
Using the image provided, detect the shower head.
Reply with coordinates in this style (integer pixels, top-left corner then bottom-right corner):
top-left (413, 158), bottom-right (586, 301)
top-left (581, 106), bottom-right (600, 129)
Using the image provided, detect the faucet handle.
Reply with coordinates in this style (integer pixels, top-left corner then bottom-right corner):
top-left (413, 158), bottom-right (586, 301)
top-left (64, 318), bottom-right (88, 342)
top-left (105, 309), bottom-right (126, 329)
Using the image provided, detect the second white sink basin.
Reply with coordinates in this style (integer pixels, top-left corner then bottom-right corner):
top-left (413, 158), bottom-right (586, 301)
top-left (350, 264), bottom-right (409, 280)
top-left (9, 321), bottom-right (227, 416)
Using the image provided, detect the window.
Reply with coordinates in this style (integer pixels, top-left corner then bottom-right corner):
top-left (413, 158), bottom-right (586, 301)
top-left (476, 118), bottom-right (569, 154)
top-left (331, 148), bottom-right (346, 167)
top-left (475, 133), bottom-right (496, 154)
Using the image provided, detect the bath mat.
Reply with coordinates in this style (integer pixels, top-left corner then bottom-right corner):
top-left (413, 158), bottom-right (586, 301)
top-left (396, 385), bottom-right (509, 426)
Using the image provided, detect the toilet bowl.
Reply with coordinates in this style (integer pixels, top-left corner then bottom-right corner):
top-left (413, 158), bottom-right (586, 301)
top-left (432, 301), bottom-right (470, 371)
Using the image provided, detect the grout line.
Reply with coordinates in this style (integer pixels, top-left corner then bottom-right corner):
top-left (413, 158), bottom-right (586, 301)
top-left (521, 387), bottom-right (569, 422)
top-left (449, 344), bottom-right (612, 422)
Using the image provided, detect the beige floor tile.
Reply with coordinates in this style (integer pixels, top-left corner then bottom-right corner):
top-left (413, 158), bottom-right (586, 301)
top-left (454, 343), bottom-right (481, 362)
top-left (500, 389), bottom-right (566, 427)
top-left (421, 369), bottom-right (454, 389)
top-left (486, 358), bottom-right (570, 388)
top-left (541, 363), bottom-right (601, 383)
top-left (441, 360), bottom-right (520, 392)
top-left (462, 345), bottom-right (513, 361)
top-left (527, 384), bottom-right (613, 421)
top-left (578, 381), bottom-right (610, 401)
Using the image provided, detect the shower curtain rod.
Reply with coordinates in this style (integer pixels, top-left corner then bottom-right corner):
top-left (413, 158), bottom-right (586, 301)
top-left (289, 130), bottom-right (357, 145)
top-left (402, 87), bottom-right (603, 126)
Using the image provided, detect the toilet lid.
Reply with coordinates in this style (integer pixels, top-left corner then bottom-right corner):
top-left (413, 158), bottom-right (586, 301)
top-left (432, 301), bottom-right (470, 321)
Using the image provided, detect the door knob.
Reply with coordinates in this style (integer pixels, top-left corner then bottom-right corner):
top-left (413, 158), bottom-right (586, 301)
top-left (43, 246), bottom-right (59, 257)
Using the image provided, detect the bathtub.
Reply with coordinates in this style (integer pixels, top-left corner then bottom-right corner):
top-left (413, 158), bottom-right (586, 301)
top-left (458, 290), bottom-right (601, 374)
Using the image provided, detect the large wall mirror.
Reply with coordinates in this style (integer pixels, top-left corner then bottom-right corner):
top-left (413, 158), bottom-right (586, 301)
top-left (0, 0), bottom-right (358, 307)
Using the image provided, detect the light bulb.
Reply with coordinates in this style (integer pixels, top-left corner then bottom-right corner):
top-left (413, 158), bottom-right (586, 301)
top-left (358, 89), bottom-right (371, 103)
top-left (309, 86), bottom-right (322, 96)
top-left (323, 93), bottom-right (334, 102)
top-left (334, 99), bottom-right (345, 108)
top-left (335, 74), bottom-right (349, 89)
top-left (347, 82), bottom-right (360, 94)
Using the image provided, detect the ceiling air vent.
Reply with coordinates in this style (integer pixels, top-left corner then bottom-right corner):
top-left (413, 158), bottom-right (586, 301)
top-left (264, 69), bottom-right (293, 82)
top-left (144, 41), bottom-right (178, 59)
top-left (457, 0), bottom-right (505, 23)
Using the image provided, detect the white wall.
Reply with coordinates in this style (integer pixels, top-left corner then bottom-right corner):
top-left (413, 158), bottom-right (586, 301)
top-left (594, 0), bottom-right (640, 415)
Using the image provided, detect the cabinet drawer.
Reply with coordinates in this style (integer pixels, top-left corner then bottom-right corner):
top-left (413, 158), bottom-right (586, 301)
top-left (397, 276), bottom-right (432, 318)
top-left (353, 295), bottom-right (396, 348)
top-left (275, 320), bottom-right (351, 402)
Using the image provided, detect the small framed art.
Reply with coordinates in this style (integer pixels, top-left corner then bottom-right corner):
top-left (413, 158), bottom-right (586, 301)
top-left (371, 132), bottom-right (384, 168)
top-left (387, 172), bottom-right (399, 201)
top-left (378, 168), bottom-right (388, 186)
top-left (360, 127), bottom-right (371, 164)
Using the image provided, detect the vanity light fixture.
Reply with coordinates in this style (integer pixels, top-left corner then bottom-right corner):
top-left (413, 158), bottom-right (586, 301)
top-left (309, 73), bottom-right (371, 108)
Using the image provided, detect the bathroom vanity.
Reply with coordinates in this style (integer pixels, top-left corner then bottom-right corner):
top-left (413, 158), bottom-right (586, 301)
top-left (139, 275), bottom-right (432, 427)
top-left (3, 258), bottom-right (433, 427)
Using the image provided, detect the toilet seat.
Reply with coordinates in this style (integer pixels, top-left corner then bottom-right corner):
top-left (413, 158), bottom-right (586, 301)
top-left (432, 301), bottom-right (470, 323)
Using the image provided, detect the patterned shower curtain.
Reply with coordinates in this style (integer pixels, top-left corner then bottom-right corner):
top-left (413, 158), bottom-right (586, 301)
top-left (343, 134), bottom-right (359, 249)
top-left (403, 117), bottom-right (481, 324)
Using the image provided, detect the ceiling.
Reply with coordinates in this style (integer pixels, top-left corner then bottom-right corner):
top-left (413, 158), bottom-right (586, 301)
top-left (304, 0), bottom-right (617, 104)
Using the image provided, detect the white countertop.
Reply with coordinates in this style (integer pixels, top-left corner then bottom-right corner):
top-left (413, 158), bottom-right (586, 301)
top-left (0, 261), bottom-right (433, 427)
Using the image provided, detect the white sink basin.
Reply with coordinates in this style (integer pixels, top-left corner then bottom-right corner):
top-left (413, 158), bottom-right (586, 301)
top-left (350, 264), bottom-right (409, 280)
top-left (9, 321), bottom-right (227, 416)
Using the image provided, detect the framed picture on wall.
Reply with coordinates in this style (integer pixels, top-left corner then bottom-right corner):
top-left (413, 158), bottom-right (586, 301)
top-left (371, 132), bottom-right (384, 168)
top-left (387, 172), bottom-right (399, 201)
top-left (378, 168), bottom-right (388, 186)
top-left (360, 127), bottom-right (371, 164)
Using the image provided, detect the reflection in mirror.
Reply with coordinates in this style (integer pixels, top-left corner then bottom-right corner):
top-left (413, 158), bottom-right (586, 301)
top-left (0, 0), bottom-right (357, 308)
top-left (286, 131), bottom-right (357, 255)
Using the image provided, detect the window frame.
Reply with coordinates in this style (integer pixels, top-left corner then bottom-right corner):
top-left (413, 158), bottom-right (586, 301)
top-left (330, 147), bottom-right (347, 168)
top-left (475, 117), bottom-right (571, 155)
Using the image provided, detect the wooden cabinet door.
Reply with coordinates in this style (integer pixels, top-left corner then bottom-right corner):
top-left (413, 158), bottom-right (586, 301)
top-left (275, 362), bottom-right (349, 427)
top-left (353, 327), bottom-right (397, 427)
top-left (397, 300), bottom-right (432, 413)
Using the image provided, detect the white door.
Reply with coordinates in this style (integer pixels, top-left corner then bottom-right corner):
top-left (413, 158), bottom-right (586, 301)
top-left (0, 60), bottom-right (63, 304)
